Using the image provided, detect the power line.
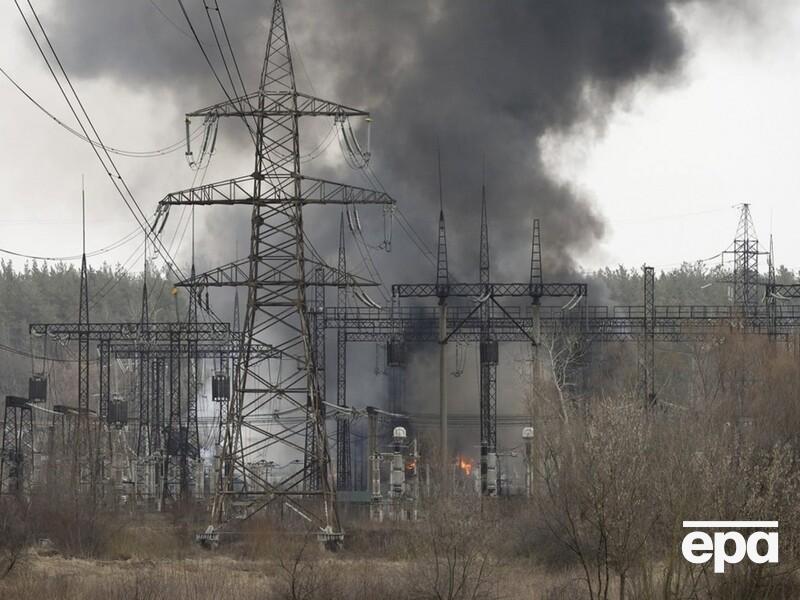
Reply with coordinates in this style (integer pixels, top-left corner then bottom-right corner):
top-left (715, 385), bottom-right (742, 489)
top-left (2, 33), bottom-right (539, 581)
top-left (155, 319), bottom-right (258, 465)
top-left (0, 64), bottom-right (202, 158)
top-left (13, 1), bottom-right (173, 265)
top-left (148, 0), bottom-right (193, 39)
top-left (13, 0), bottom-right (224, 324)
top-left (177, 0), bottom-right (256, 142)
top-left (0, 228), bottom-right (141, 262)
top-left (88, 238), bottom-right (148, 310)
top-left (359, 164), bottom-right (437, 268)
top-left (212, 1), bottom-right (249, 97)
top-left (203, 2), bottom-right (243, 101)
top-left (0, 341), bottom-right (87, 363)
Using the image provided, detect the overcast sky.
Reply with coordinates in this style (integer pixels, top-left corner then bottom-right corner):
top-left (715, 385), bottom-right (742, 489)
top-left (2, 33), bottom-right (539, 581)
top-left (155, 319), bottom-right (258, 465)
top-left (1, 0), bottom-right (798, 286)
top-left (545, 1), bottom-right (800, 272)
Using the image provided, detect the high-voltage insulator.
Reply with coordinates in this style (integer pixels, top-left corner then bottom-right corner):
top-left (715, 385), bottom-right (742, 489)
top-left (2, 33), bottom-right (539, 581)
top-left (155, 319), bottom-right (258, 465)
top-left (184, 116), bottom-right (218, 171)
top-left (486, 452), bottom-right (498, 496)
top-left (390, 426), bottom-right (407, 499)
top-left (522, 426), bottom-right (534, 499)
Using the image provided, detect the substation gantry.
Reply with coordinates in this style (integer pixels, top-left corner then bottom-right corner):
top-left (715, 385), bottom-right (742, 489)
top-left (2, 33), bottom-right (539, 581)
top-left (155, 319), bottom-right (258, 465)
top-left (24, 246), bottom-right (233, 504)
top-left (325, 203), bottom-right (800, 497)
top-left (326, 187), bottom-right (588, 496)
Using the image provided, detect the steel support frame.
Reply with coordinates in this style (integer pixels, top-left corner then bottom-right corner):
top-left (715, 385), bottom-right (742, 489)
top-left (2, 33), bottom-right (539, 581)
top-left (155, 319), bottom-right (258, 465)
top-left (0, 397), bottom-right (34, 496)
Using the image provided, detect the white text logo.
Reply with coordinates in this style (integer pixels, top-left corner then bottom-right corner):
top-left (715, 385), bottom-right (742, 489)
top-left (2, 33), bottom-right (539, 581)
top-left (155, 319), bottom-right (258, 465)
top-left (681, 521), bottom-right (778, 573)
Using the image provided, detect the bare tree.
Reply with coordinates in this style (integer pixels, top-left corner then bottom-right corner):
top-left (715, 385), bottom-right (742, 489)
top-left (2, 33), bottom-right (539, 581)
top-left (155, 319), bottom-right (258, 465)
top-left (537, 400), bottom-right (661, 600)
top-left (521, 320), bottom-right (588, 426)
top-left (406, 495), bottom-right (499, 600)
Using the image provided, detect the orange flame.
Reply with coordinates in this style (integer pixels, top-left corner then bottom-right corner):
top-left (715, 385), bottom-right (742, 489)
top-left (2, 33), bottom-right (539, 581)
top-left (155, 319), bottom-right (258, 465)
top-left (458, 457), bottom-right (473, 476)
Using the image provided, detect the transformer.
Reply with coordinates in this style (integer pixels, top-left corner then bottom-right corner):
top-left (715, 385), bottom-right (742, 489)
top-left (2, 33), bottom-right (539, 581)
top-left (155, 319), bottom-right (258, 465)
top-left (108, 394), bottom-right (128, 428)
top-left (480, 340), bottom-right (498, 365)
top-left (166, 428), bottom-right (189, 455)
top-left (28, 375), bottom-right (47, 403)
top-left (211, 373), bottom-right (230, 403)
top-left (386, 341), bottom-right (407, 367)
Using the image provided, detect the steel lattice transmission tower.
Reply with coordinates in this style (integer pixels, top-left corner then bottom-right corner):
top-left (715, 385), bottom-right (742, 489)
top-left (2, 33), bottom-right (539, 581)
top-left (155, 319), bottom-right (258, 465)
top-left (76, 186), bottom-right (97, 497)
top-left (435, 151), bottom-right (449, 299)
top-left (731, 204), bottom-right (761, 313)
top-left (159, 0), bottom-right (393, 536)
top-left (478, 186), bottom-right (498, 495)
top-left (638, 266), bottom-right (656, 406)
top-left (335, 214), bottom-right (351, 490)
top-left (136, 259), bottom-right (151, 456)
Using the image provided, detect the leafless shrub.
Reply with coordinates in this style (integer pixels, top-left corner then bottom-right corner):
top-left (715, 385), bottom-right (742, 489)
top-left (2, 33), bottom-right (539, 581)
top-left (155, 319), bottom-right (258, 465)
top-left (0, 496), bottom-right (29, 578)
top-left (401, 494), bottom-right (500, 600)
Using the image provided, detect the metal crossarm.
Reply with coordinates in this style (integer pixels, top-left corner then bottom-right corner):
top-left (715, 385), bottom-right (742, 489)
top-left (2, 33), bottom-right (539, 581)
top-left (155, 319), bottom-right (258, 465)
top-left (766, 284), bottom-right (800, 299)
top-left (160, 174), bottom-right (394, 207)
top-left (173, 257), bottom-right (380, 291)
top-left (392, 282), bottom-right (586, 298)
top-left (188, 91), bottom-right (370, 119)
top-left (108, 341), bottom-right (280, 360)
top-left (29, 322), bottom-right (231, 342)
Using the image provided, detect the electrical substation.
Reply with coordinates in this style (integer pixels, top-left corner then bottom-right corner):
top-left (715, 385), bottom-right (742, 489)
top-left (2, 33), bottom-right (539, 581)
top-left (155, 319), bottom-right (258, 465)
top-left (3, 0), bottom-right (800, 549)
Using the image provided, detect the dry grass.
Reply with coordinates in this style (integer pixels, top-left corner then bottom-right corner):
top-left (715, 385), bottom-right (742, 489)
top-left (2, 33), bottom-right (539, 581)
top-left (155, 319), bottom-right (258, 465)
top-left (0, 549), bottom-right (577, 600)
top-left (0, 555), bottom-right (274, 600)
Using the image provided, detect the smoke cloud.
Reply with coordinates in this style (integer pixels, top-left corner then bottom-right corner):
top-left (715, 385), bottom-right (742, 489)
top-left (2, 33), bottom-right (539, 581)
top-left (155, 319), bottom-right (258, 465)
top-left (34, 0), bottom-right (761, 443)
top-left (37, 0), bottom-right (752, 282)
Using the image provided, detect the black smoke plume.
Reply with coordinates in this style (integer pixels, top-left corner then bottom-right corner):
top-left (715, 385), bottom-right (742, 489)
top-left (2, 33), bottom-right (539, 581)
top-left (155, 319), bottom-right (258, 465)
top-left (38, 0), bottom-right (738, 281)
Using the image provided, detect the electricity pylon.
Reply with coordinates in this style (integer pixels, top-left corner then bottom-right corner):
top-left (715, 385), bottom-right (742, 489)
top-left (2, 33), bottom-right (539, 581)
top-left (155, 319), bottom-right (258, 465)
top-left (158, 0), bottom-right (393, 538)
top-left (478, 187), bottom-right (498, 495)
top-left (723, 204), bottom-right (766, 319)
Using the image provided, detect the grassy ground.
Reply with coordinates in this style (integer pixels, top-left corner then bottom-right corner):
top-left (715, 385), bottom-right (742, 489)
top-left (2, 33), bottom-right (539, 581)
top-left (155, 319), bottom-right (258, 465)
top-left (0, 515), bottom-right (581, 600)
top-left (0, 553), bottom-right (578, 600)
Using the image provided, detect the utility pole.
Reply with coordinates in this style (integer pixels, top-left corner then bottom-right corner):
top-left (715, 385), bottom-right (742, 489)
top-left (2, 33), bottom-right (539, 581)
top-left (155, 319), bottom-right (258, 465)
top-left (304, 267), bottom-right (326, 491)
top-left (137, 250), bottom-right (151, 457)
top-left (77, 180), bottom-right (91, 497)
top-left (336, 214), bottom-right (351, 489)
top-left (435, 152), bottom-right (449, 486)
top-left (767, 235), bottom-right (777, 339)
top-left (530, 217), bottom-right (542, 364)
top-left (479, 186), bottom-right (498, 496)
top-left (185, 261), bottom-right (200, 500)
top-left (639, 266), bottom-right (656, 406)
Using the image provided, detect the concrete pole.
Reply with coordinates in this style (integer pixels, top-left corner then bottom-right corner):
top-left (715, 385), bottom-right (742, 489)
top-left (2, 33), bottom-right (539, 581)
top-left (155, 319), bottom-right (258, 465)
top-left (439, 300), bottom-right (448, 489)
top-left (531, 298), bottom-right (541, 383)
